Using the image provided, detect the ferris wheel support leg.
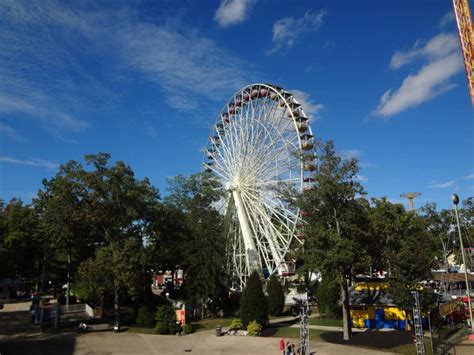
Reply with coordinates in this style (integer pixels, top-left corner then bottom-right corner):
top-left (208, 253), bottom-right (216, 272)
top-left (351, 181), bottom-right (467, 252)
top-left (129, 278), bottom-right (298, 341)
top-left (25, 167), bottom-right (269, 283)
top-left (232, 190), bottom-right (262, 276)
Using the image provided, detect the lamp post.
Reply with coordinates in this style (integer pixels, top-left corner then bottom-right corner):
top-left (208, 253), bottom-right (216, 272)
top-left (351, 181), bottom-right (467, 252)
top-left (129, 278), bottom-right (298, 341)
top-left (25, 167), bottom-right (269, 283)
top-left (452, 194), bottom-right (473, 331)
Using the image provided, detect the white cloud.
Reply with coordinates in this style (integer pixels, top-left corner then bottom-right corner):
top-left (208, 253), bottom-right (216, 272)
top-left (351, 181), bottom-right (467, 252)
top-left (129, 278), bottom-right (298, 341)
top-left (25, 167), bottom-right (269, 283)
top-left (375, 53), bottom-right (462, 117)
top-left (463, 173), bottom-right (474, 180)
top-left (426, 180), bottom-right (456, 188)
top-left (290, 89), bottom-right (324, 121)
top-left (267, 9), bottom-right (327, 55)
top-left (389, 33), bottom-right (459, 70)
top-left (440, 11), bottom-right (455, 29)
top-left (374, 32), bottom-right (463, 118)
top-left (214, 0), bottom-right (255, 27)
top-left (0, 156), bottom-right (59, 170)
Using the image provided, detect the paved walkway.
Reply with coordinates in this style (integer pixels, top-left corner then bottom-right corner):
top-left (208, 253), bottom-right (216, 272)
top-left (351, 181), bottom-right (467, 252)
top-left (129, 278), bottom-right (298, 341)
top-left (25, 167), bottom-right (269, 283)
top-left (1, 302), bottom-right (450, 355)
top-left (73, 329), bottom-right (392, 355)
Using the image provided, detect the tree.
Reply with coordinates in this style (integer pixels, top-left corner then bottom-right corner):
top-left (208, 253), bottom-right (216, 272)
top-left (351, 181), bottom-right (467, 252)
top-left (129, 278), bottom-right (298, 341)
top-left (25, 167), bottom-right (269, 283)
top-left (239, 271), bottom-right (268, 327)
top-left (266, 275), bottom-right (285, 316)
top-left (164, 173), bottom-right (226, 317)
top-left (297, 140), bottom-right (368, 340)
top-left (35, 160), bottom-right (95, 304)
top-left (38, 153), bottom-right (159, 331)
top-left (80, 153), bottom-right (159, 331)
top-left (0, 199), bottom-right (44, 281)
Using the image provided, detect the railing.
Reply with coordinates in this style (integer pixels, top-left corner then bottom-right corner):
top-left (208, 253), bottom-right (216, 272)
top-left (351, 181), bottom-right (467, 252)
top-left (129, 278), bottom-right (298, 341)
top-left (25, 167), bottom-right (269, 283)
top-left (60, 303), bottom-right (86, 313)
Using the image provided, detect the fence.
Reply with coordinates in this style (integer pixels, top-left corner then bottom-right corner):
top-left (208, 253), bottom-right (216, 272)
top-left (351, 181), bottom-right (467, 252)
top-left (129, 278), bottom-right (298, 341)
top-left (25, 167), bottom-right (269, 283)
top-left (60, 303), bottom-right (86, 314)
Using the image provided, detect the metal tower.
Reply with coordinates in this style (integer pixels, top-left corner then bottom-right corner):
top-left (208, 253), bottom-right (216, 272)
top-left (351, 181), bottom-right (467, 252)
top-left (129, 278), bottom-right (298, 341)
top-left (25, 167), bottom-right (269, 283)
top-left (294, 296), bottom-right (310, 355)
top-left (453, 0), bottom-right (474, 105)
top-left (412, 291), bottom-right (426, 355)
top-left (400, 192), bottom-right (421, 211)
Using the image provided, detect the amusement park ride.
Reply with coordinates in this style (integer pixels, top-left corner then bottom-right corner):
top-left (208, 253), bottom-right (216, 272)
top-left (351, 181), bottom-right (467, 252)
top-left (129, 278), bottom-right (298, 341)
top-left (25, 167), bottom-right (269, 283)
top-left (202, 83), bottom-right (315, 290)
top-left (453, 0), bottom-right (474, 105)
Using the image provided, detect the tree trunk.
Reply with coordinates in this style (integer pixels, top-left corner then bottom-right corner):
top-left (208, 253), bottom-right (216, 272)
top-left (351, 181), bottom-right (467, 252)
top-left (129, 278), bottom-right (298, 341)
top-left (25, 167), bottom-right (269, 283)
top-left (99, 294), bottom-right (105, 318)
top-left (114, 285), bottom-right (120, 332)
top-left (340, 275), bottom-right (352, 341)
top-left (66, 252), bottom-right (71, 309)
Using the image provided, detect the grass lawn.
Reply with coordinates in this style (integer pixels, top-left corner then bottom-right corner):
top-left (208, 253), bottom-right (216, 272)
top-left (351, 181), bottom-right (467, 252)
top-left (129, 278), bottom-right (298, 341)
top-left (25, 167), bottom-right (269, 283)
top-left (190, 317), bottom-right (234, 332)
top-left (127, 326), bottom-right (155, 334)
top-left (270, 327), bottom-right (326, 341)
top-left (309, 317), bottom-right (342, 327)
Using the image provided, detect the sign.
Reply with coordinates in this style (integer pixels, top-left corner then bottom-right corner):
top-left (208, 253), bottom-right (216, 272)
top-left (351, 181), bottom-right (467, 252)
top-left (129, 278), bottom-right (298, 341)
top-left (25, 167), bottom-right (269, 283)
top-left (176, 309), bottom-right (185, 325)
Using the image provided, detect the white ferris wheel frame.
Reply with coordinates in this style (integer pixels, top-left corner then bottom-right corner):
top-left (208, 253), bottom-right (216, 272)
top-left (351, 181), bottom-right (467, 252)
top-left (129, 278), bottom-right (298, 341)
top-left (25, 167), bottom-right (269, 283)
top-left (203, 83), bottom-right (316, 289)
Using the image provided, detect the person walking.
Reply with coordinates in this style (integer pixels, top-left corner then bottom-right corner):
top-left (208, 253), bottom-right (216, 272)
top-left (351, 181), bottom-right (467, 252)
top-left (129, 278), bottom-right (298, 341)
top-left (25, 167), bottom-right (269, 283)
top-left (279, 338), bottom-right (285, 355)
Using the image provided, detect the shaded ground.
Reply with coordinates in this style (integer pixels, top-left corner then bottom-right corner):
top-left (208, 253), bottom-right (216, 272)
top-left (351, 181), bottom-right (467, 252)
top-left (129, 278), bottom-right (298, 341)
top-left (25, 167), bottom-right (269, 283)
top-left (321, 329), bottom-right (413, 350)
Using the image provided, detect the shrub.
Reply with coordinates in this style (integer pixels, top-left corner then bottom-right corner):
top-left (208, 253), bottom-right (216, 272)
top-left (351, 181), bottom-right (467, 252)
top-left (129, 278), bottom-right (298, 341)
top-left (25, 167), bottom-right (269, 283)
top-left (266, 275), bottom-right (285, 316)
top-left (183, 323), bottom-right (193, 334)
top-left (246, 320), bottom-right (262, 336)
top-left (228, 318), bottom-right (243, 330)
top-left (239, 271), bottom-right (268, 327)
top-left (168, 322), bottom-right (178, 335)
top-left (155, 322), bottom-right (169, 334)
top-left (136, 305), bottom-right (154, 326)
top-left (154, 304), bottom-right (176, 334)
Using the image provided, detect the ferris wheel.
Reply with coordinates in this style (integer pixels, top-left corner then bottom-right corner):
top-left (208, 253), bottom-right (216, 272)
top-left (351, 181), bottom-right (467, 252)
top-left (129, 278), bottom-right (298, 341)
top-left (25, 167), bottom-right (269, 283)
top-left (203, 83), bottom-right (316, 289)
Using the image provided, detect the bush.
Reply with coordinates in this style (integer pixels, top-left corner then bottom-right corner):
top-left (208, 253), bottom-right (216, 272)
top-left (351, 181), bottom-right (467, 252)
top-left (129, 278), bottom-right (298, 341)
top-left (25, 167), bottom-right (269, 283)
top-left (136, 305), bottom-right (154, 326)
top-left (154, 304), bottom-right (177, 334)
top-left (239, 271), bottom-right (268, 327)
top-left (183, 323), bottom-right (193, 334)
top-left (266, 275), bottom-right (285, 316)
top-left (246, 320), bottom-right (262, 336)
top-left (155, 322), bottom-right (169, 334)
top-left (228, 318), bottom-right (243, 330)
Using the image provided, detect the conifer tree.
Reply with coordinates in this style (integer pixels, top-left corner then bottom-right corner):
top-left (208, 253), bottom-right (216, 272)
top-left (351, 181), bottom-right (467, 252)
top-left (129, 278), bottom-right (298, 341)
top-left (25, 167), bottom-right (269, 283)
top-left (239, 271), bottom-right (268, 327)
top-left (266, 274), bottom-right (285, 316)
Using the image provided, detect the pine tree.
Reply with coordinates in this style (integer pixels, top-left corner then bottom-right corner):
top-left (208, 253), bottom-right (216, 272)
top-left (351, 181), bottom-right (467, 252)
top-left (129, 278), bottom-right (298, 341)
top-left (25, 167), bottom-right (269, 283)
top-left (239, 271), bottom-right (268, 327)
top-left (266, 275), bottom-right (285, 316)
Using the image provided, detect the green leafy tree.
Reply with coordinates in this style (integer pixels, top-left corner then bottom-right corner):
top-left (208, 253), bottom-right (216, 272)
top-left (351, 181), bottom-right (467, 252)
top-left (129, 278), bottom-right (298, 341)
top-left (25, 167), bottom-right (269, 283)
top-left (35, 160), bottom-right (95, 303)
top-left (0, 199), bottom-right (44, 280)
top-left (165, 173), bottom-right (226, 317)
top-left (297, 140), bottom-right (369, 340)
top-left (239, 271), bottom-right (268, 327)
top-left (315, 273), bottom-right (342, 318)
top-left (80, 153), bottom-right (159, 331)
top-left (266, 275), bottom-right (284, 316)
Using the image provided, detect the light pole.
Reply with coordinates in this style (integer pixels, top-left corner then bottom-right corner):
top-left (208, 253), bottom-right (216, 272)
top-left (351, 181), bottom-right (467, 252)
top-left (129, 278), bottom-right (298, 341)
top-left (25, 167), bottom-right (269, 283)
top-left (452, 194), bottom-right (473, 331)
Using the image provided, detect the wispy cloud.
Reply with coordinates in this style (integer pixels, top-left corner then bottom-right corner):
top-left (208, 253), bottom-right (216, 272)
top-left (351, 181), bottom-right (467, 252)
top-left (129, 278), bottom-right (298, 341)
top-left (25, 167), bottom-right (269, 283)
top-left (338, 149), bottom-right (362, 160)
top-left (0, 0), bottom-right (253, 136)
top-left (0, 156), bottom-right (59, 170)
top-left (354, 174), bottom-right (368, 182)
top-left (290, 89), bottom-right (324, 121)
top-left (440, 11), bottom-right (455, 29)
top-left (373, 32), bottom-right (462, 118)
top-left (0, 94), bottom-right (88, 133)
top-left (463, 173), bottom-right (474, 180)
top-left (214, 0), bottom-right (256, 27)
top-left (266, 9), bottom-right (327, 55)
top-left (426, 180), bottom-right (456, 188)
top-left (0, 122), bottom-right (26, 142)
top-left (117, 23), bottom-right (250, 112)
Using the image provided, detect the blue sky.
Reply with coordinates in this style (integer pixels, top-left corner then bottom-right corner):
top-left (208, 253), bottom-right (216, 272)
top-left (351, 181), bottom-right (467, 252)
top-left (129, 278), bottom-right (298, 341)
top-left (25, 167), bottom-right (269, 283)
top-left (0, 0), bottom-right (472, 210)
